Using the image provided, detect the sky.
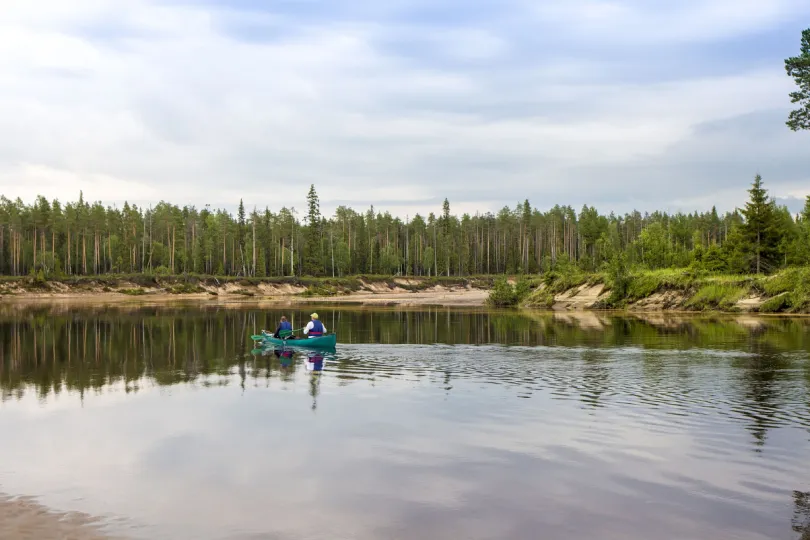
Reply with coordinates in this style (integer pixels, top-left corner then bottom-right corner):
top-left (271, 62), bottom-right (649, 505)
top-left (0, 0), bottom-right (808, 219)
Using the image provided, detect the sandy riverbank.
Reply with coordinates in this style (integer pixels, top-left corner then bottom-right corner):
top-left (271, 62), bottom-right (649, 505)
top-left (0, 289), bottom-right (490, 307)
top-left (0, 493), bottom-right (116, 540)
top-left (0, 276), bottom-right (492, 307)
top-left (2, 272), bottom-right (807, 313)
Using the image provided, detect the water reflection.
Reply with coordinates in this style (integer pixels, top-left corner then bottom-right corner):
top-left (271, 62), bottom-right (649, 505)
top-left (0, 305), bottom-right (809, 540)
top-left (795, 491), bottom-right (810, 540)
top-left (2, 305), bottom-right (810, 399)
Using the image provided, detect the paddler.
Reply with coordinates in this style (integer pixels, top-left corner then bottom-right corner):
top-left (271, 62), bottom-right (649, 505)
top-left (273, 316), bottom-right (293, 339)
top-left (303, 312), bottom-right (326, 338)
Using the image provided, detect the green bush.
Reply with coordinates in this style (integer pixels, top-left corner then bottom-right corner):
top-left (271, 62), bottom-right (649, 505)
top-left (759, 294), bottom-right (791, 313)
top-left (119, 288), bottom-right (146, 296)
top-left (169, 283), bottom-right (203, 294)
top-left (762, 267), bottom-right (810, 296)
top-left (686, 283), bottom-right (747, 310)
top-left (487, 277), bottom-right (517, 306)
top-left (487, 276), bottom-right (534, 307)
top-left (300, 284), bottom-right (339, 297)
top-left (523, 288), bottom-right (554, 308)
top-left (543, 269), bottom-right (589, 295)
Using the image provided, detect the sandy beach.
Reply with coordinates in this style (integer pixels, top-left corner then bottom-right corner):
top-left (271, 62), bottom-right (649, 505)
top-left (0, 493), bottom-right (115, 540)
top-left (0, 277), bottom-right (491, 308)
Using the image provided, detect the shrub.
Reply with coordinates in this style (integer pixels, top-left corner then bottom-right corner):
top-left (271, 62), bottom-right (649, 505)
top-left (523, 288), bottom-right (555, 308)
top-left (686, 283), bottom-right (747, 311)
top-left (119, 288), bottom-right (146, 296)
top-left (301, 284), bottom-right (338, 297)
top-left (487, 276), bottom-right (534, 307)
top-left (762, 267), bottom-right (809, 296)
top-left (169, 283), bottom-right (203, 294)
top-left (759, 294), bottom-right (791, 313)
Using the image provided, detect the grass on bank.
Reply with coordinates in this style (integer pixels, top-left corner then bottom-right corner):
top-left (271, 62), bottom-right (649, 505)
top-left (3, 268), bottom-right (809, 313)
top-left (519, 266), bottom-right (810, 313)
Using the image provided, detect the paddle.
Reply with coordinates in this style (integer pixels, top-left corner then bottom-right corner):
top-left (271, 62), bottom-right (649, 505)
top-left (251, 327), bottom-right (306, 341)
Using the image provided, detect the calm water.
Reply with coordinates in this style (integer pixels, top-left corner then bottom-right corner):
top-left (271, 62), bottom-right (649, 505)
top-left (1, 304), bottom-right (809, 540)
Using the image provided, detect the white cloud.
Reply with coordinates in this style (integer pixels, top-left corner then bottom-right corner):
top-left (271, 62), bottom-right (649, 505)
top-left (530, 0), bottom-right (810, 44)
top-left (0, 0), bottom-right (808, 218)
top-left (0, 164), bottom-right (160, 204)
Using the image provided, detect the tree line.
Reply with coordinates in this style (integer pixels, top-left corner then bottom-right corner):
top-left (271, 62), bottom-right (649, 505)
top-left (0, 175), bottom-right (808, 279)
top-left (0, 28), bottom-right (806, 281)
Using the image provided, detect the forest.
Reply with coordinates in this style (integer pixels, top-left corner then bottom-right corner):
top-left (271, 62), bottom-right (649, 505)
top-left (0, 176), bottom-right (808, 281)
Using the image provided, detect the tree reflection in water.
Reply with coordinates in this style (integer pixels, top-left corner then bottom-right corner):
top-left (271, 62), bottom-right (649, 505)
top-left (794, 491), bottom-right (810, 540)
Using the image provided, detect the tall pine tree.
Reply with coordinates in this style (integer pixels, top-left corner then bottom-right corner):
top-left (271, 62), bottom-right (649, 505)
top-left (237, 199), bottom-right (247, 275)
top-left (304, 185), bottom-right (322, 275)
top-left (740, 175), bottom-right (782, 274)
top-left (785, 28), bottom-right (810, 131)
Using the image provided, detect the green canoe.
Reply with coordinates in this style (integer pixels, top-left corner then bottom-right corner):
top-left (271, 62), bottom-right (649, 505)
top-left (252, 332), bottom-right (337, 349)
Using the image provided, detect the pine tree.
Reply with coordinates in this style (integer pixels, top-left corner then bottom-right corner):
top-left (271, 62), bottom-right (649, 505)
top-left (740, 175), bottom-right (782, 274)
top-left (237, 199), bottom-right (246, 275)
top-left (304, 185), bottom-right (322, 275)
top-left (442, 198), bottom-right (451, 276)
top-left (785, 28), bottom-right (810, 131)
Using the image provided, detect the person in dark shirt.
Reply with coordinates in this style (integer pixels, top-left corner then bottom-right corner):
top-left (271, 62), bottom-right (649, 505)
top-left (273, 316), bottom-right (293, 338)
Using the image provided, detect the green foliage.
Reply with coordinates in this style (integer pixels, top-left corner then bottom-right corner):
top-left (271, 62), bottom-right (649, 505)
top-left (604, 268), bottom-right (696, 306)
top-left (119, 288), bottom-right (146, 296)
top-left (30, 269), bottom-right (47, 288)
top-left (686, 283), bottom-right (748, 311)
top-left (740, 175), bottom-right (783, 274)
top-left (300, 284), bottom-right (340, 297)
top-left (759, 294), bottom-right (791, 313)
top-left (486, 276), bottom-right (534, 307)
top-left (0, 179), bottom-right (804, 281)
top-left (785, 28), bottom-right (810, 131)
top-left (543, 261), bottom-right (589, 295)
top-left (168, 283), bottom-right (203, 294)
top-left (761, 267), bottom-right (810, 312)
top-left (304, 185), bottom-right (322, 276)
top-left (422, 247), bottom-right (435, 276)
top-left (699, 244), bottom-right (728, 272)
top-left (523, 287), bottom-right (554, 308)
top-left (637, 222), bottom-right (669, 269)
top-left (604, 253), bottom-right (630, 305)
top-left (486, 277), bottom-right (516, 307)
top-left (762, 267), bottom-right (806, 296)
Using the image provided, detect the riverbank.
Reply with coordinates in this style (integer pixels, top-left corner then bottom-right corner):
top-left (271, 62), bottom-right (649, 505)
top-left (0, 274), bottom-right (492, 307)
top-left (522, 267), bottom-right (810, 314)
top-left (1, 269), bottom-right (808, 313)
top-left (0, 492), bottom-right (115, 540)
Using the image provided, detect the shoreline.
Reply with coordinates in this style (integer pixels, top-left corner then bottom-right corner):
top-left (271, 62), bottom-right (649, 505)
top-left (0, 275), bottom-right (492, 308)
top-left (0, 492), bottom-right (116, 540)
top-left (0, 290), bottom-right (489, 308)
top-left (3, 293), bottom-right (809, 319)
top-left (0, 272), bottom-right (807, 314)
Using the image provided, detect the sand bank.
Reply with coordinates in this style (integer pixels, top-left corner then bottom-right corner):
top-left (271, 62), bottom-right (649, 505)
top-left (0, 493), bottom-right (116, 540)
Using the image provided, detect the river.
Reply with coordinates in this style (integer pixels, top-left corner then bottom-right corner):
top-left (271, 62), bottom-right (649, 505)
top-left (1, 304), bottom-right (809, 539)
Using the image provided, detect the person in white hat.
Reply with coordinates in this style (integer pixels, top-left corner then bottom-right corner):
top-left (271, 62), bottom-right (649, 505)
top-left (303, 312), bottom-right (326, 338)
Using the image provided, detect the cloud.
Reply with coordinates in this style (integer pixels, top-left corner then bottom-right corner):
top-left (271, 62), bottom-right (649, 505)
top-left (529, 0), bottom-right (810, 44)
top-left (0, 0), bottom-right (808, 218)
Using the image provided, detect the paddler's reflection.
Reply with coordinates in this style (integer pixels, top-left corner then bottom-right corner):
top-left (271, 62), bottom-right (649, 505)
top-left (274, 348), bottom-right (294, 369)
top-left (305, 351), bottom-right (324, 411)
top-left (305, 350), bottom-right (324, 373)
